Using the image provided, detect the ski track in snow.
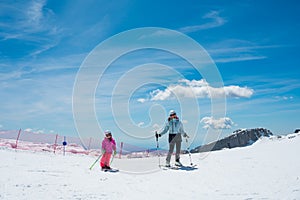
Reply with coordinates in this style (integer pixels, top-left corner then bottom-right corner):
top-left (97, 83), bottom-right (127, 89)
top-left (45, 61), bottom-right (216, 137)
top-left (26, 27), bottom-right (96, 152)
top-left (1, 135), bottom-right (300, 200)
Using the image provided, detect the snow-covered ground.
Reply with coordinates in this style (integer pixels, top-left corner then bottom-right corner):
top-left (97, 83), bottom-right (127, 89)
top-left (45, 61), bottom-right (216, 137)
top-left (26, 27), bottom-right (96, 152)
top-left (1, 134), bottom-right (300, 200)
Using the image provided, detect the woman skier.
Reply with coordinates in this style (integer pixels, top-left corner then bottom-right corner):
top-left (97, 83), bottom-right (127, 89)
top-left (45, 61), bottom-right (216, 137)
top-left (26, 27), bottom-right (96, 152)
top-left (156, 110), bottom-right (188, 167)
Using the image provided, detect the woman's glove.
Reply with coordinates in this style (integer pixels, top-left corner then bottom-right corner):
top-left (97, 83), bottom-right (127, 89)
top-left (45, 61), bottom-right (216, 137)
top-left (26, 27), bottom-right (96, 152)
top-left (155, 132), bottom-right (161, 138)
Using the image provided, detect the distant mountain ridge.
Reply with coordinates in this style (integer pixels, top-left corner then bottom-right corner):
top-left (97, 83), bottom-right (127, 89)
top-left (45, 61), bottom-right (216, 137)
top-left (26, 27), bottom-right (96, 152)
top-left (0, 130), bottom-right (152, 153)
top-left (191, 128), bottom-right (273, 153)
top-left (0, 129), bottom-right (100, 149)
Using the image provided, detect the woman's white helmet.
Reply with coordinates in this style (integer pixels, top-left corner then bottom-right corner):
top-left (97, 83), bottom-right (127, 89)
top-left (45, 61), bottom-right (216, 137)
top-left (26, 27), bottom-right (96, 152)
top-left (169, 110), bottom-right (176, 116)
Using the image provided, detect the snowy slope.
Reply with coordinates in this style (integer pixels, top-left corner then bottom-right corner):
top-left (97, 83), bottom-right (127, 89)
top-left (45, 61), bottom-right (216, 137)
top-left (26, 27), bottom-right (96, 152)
top-left (1, 134), bottom-right (300, 200)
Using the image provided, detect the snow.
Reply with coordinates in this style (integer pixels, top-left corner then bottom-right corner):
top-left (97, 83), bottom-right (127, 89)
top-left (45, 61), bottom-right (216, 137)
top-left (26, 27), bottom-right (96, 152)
top-left (1, 134), bottom-right (300, 200)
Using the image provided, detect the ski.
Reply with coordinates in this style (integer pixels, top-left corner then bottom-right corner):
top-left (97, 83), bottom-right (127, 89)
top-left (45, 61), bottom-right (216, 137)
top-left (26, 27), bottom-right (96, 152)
top-left (159, 164), bottom-right (197, 170)
top-left (159, 164), bottom-right (179, 170)
top-left (180, 164), bottom-right (197, 169)
top-left (102, 168), bottom-right (119, 173)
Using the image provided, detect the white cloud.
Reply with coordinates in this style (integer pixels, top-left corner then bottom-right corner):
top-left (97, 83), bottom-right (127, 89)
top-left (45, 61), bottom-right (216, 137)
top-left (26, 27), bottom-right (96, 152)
top-left (137, 122), bottom-right (145, 127)
top-left (200, 117), bottom-right (236, 129)
top-left (275, 96), bottom-right (293, 101)
top-left (150, 79), bottom-right (254, 101)
top-left (179, 11), bottom-right (226, 33)
top-left (24, 128), bottom-right (45, 134)
top-left (150, 89), bottom-right (173, 101)
top-left (214, 56), bottom-right (267, 63)
top-left (0, 0), bottom-right (59, 57)
top-left (138, 29), bottom-right (178, 40)
top-left (36, 129), bottom-right (45, 134)
top-left (137, 98), bottom-right (147, 103)
top-left (27, 0), bottom-right (46, 26)
top-left (182, 120), bottom-right (188, 124)
top-left (223, 85), bottom-right (254, 98)
top-left (205, 40), bottom-right (283, 64)
top-left (0, 0), bottom-right (53, 35)
top-left (152, 123), bottom-right (161, 131)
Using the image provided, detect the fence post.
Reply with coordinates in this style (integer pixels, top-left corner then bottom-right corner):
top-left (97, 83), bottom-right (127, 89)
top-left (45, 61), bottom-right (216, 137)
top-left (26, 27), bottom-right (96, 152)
top-left (53, 134), bottom-right (58, 154)
top-left (119, 142), bottom-right (123, 159)
top-left (88, 137), bottom-right (92, 150)
top-left (14, 128), bottom-right (22, 149)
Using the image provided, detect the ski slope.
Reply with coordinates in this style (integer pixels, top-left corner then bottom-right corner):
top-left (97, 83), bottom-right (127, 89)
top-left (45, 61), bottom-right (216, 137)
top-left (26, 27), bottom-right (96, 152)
top-left (1, 134), bottom-right (300, 200)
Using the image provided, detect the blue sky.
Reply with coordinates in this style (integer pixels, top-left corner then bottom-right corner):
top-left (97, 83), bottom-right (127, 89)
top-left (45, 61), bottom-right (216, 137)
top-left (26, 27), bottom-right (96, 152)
top-left (1, 0), bottom-right (299, 149)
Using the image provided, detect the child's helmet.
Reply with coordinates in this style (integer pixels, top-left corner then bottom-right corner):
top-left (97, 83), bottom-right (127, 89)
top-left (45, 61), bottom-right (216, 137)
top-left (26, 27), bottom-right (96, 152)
top-left (105, 130), bottom-right (112, 136)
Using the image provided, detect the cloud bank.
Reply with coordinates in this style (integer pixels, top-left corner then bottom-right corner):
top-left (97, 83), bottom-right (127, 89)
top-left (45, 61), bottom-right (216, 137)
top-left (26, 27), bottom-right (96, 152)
top-left (200, 117), bottom-right (236, 129)
top-left (149, 79), bottom-right (254, 101)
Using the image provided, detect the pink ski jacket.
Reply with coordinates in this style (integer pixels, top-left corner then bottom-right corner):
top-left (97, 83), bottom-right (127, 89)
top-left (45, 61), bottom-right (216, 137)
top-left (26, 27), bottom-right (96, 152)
top-left (101, 138), bottom-right (116, 153)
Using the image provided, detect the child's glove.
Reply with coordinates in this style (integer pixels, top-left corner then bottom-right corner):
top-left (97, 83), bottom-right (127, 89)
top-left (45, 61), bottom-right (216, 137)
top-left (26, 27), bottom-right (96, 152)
top-left (183, 133), bottom-right (189, 138)
top-left (113, 150), bottom-right (117, 156)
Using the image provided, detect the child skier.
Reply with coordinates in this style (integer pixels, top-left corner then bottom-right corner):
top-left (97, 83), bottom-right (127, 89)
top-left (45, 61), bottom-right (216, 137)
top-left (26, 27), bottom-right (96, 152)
top-left (156, 110), bottom-right (188, 167)
top-left (100, 130), bottom-right (117, 170)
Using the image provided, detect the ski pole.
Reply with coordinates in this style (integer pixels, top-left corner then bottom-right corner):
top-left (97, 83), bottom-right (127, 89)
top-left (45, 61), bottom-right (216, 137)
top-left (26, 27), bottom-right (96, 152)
top-left (185, 138), bottom-right (193, 166)
top-left (89, 153), bottom-right (102, 170)
top-left (155, 131), bottom-right (161, 167)
top-left (110, 151), bottom-right (116, 165)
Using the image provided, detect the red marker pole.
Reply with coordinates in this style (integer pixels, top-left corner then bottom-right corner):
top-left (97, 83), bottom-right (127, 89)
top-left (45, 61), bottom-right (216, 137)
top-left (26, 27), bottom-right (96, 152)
top-left (14, 128), bottom-right (22, 149)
